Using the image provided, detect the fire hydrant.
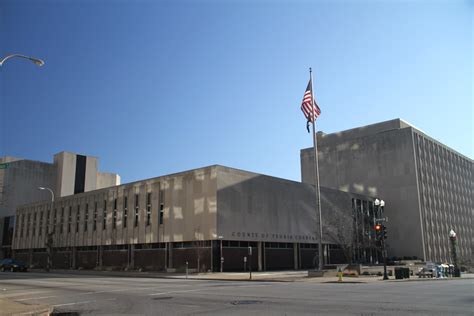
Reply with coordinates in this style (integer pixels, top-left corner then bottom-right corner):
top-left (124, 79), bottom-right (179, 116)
top-left (337, 268), bottom-right (343, 282)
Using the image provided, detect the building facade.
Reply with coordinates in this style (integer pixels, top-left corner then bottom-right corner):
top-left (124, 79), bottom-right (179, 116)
top-left (301, 119), bottom-right (473, 264)
top-left (12, 165), bottom-right (374, 272)
top-left (0, 152), bottom-right (120, 258)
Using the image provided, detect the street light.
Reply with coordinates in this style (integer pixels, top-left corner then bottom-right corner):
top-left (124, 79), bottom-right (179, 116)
top-left (218, 235), bottom-right (224, 273)
top-left (449, 229), bottom-right (460, 277)
top-left (38, 187), bottom-right (54, 202)
top-left (0, 54), bottom-right (45, 67)
top-left (374, 198), bottom-right (388, 280)
top-left (38, 187), bottom-right (54, 272)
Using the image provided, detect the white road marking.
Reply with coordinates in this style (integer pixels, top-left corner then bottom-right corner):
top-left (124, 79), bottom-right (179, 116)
top-left (149, 289), bottom-right (204, 296)
top-left (0, 290), bottom-right (52, 298)
top-left (16, 295), bottom-right (58, 301)
top-left (53, 298), bottom-right (116, 307)
top-left (147, 284), bottom-right (268, 296)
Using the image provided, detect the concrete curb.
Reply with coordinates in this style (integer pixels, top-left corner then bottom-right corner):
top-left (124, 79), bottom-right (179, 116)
top-left (26, 269), bottom-right (474, 284)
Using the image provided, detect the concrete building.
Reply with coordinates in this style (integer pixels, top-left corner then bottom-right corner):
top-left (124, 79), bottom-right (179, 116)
top-left (12, 165), bottom-right (375, 272)
top-left (301, 119), bottom-right (473, 264)
top-left (0, 152), bottom-right (120, 258)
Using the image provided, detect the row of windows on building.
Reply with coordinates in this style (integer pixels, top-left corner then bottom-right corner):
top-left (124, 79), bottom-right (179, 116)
top-left (14, 241), bottom-right (325, 253)
top-left (16, 191), bottom-right (165, 239)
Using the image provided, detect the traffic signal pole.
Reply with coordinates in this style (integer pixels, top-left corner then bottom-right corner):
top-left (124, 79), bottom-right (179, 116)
top-left (382, 232), bottom-right (388, 280)
top-left (375, 223), bottom-right (389, 280)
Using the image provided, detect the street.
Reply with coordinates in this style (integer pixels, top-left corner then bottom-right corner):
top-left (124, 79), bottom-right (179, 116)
top-left (0, 272), bottom-right (472, 315)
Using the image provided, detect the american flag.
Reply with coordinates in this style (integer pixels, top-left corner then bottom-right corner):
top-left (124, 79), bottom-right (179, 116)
top-left (301, 79), bottom-right (321, 123)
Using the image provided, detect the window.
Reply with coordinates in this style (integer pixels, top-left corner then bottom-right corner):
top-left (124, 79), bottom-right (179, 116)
top-left (26, 213), bottom-right (30, 237)
top-left (113, 198), bottom-right (117, 229)
top-left (159, 190), bottom-right (164, 225)
top-left (93, 202), bottom-right (97, 231)
top-left (103, 200), bottom-right (107, 230)
top-left (60, 207), bottom-right (64, 234)
top-left (76, 205), bottom-right (80, 233)
top-left (123, 196), bottom-right (128, 228)
top-left (39, 211), bottom-right (43, 236)
top-left (32, 212), bottom-right (36, 236)
top-left (84, 203), bottom-right (88, 232)
top-left (134, 194), bottom-right (139, 227)
top-left (68, 206), bottom-right (72, 233)
top-left (21, 214), bottom-right (25, 237)
top-left (146, 193), bottom-right (151, 226)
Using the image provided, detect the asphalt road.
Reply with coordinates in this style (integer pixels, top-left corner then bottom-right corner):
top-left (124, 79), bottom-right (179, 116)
top-left (0, 272), bottom-right (472, 315)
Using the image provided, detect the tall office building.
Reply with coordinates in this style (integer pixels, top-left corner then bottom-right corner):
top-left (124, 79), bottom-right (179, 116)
top-left (301, 119), bottom-right (473, 264)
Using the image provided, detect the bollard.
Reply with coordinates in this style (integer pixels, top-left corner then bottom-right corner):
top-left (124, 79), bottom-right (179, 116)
top-left (186, 261), bottom-right (188, 279)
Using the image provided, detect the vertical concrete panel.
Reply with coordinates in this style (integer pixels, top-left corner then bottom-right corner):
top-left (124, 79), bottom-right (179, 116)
top-left (85, 156), bottom-right (98, 192)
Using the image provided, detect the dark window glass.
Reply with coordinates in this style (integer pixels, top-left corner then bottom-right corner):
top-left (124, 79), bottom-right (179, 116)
top-left (146, 193), bottom-right (151, 226)
top-left (84, 204), bottom-right (88, 232)
top-left (103, 200), bottom-right (107, 230)
top-left (93, 202), bottom-right (97, 231)
top-left (134, 194), bottom-right (139, 227)
top-left (76, 205), bottom-right (80, 233)
top-left (123, 196), bottom-right (128, 228)
top-left (113, 198), bottom-right (117, 229)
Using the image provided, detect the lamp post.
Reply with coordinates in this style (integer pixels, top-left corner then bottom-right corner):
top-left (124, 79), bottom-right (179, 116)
top-left (38, 187), bottom-right (54, 272)
top-left (0, 54), bottom-right (45, 67)
top-left (449, 229), bottom-right (460, 277)
top-left (374, 198), bottom-right (388, 280)
top-left (218, 235), bottom-right (224, 273)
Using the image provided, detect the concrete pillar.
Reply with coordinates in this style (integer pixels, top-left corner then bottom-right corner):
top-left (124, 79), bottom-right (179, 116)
top-left (298, 243), bottom-right (302, 269)
top-left (167, 242), bottom-right (173, 269)
top-left (71, 247), bottom-right (77, 269)
top-left (28, 249), bottom-right (33, 267)
top-left (129, 244), bottom-right (135, 269)
top-left (258, 242), bottom-right (263, 272)
top-left (293, 243), bottom-right (298, 270)
top-left (97, 245), bottom-right (103, 268)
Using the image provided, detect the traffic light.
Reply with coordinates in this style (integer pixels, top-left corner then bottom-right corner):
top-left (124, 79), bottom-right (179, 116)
top-left (382, 225), bottom-right (387, 240)
top-left (374, 224), bottom-right (382, 240)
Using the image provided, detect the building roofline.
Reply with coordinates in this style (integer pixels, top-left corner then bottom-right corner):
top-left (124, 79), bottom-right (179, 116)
top-left (300, 118), bottom-right (473, 161)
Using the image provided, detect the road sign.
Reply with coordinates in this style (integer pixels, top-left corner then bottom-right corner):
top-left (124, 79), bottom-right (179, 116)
top-left (0, 163), bottom-right (9, 169)
top-left (375, 217), bottom-right (389, 222)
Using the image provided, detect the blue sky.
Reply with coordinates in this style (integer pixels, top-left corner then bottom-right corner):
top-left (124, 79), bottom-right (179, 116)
top-left (1, 0), bottom-right (472, 183)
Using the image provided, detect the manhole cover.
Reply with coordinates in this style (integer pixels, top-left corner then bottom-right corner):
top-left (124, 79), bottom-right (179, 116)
top-left (231, 300), bottom-right (262, 305)
top-left (153, 296), bottom-right (173, 300)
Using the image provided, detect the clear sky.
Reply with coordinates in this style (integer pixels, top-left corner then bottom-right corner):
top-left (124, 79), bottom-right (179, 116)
top-left (1, 0), bottom-right (472, 183)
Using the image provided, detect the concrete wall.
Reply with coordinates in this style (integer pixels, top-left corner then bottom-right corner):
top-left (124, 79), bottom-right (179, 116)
top-left (301, 118), bottom-right (473, 262)
top-left (97, 172), bottom-right (120, 189)
top-left (13, 166), bottom-right (218, 249)
top-left (0, 160), bottom-right (56, 257)
top-left (54, 152), bottom-right (76, 198)
top-left (216, 166), bottom-right (318, 244)
top-left (301, 124), bottom-right (424, 259)
top-left (216, 166), bottom-right (365, 247)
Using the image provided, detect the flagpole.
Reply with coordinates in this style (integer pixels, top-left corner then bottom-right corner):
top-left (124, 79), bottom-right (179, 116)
top-left (309, 67), bottom-right (324, 271)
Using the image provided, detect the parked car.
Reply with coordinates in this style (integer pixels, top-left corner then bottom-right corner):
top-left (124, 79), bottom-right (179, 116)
top-left (418, 262), bottom-right (436, 278)
top-left (0, 258), bottom-right (28, 272)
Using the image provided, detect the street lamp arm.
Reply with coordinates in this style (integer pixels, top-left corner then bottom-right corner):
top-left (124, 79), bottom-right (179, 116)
top-left (0, 54), bottom-right (45, 66)
top-left (38, 187), bottom-right (54, 202)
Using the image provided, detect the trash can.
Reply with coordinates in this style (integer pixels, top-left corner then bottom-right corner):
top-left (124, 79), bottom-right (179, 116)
top-left (402, 268), bottom-right (410, 279)
top-left (394, 267), bottom-right (403, 279)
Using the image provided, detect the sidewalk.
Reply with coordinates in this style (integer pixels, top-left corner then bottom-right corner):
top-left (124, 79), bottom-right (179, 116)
top-left (0, 298), bottom-right (53, 316)
top-left (28, 268), bottom-right (474, 283)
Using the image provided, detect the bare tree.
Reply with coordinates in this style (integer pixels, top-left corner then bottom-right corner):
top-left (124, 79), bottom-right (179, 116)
top-left (324, 205), bottom-right (354, 264)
